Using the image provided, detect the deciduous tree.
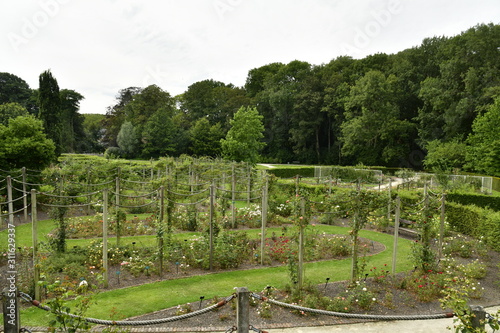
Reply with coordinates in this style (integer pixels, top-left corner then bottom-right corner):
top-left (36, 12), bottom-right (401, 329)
top-left (221, 106), bottom-right (266, 163)
top-left (0, 115), bottom-right (56, 170)
top-left (466, 96), bottom-right (500, 176)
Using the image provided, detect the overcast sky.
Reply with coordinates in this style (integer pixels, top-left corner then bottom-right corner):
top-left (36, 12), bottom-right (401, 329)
top-left (1, 0), bottom-right (499, 114)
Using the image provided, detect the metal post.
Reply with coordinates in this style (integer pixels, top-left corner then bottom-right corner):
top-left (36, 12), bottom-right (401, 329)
top-left (236, 287), bottom-right (250, 333)
top-left (392, 197), bottom-right (401, 275)
top-left (470, 305), bottom-right (486, 330)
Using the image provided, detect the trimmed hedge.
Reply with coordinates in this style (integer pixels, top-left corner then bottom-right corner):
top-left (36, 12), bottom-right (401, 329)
top-left (267, 166), bottom-right (382, 182)
top-left (445, 202), bottom-right (500, 251)
top-left (447, 192), bottom-right (500, 211)
top-left (267, 167), bottom-right (315, 178)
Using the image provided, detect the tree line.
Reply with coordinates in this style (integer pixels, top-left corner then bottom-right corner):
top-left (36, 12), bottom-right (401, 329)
top-left (1, 23), bottom-right (499, 175)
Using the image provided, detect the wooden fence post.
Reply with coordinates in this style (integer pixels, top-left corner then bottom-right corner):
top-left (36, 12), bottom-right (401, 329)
top-left (209, 184), bottom-right (214, 271)
top-left (231, 164), bottom-right (236, 228)
top-left (22, 167), bottom-right (28, 221)
top-left (102, 189), bottom-right (109, 288)
top-left (260, 172), bottom-right (268, 265)
top-left (438, 193), bottom-right (446, 259)
top-left (236, 287), bottom-right (250, 333)
top-left (159, 186), bottom-right (165, 278)
top-left (31, 189), bottom-right (40, 301)
top-left (392, 197), bottom-right (401, 275)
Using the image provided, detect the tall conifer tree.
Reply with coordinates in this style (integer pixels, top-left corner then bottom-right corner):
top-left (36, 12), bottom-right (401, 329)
top-left (38, 70), bottom-right (62, 155)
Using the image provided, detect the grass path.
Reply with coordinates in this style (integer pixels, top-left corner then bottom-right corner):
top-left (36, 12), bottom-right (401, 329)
top-left (12, 224), bottom-right (413, 326)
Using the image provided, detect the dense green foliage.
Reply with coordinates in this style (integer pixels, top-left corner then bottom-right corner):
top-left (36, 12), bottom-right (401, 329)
top-left (0, 115), bottom-right (56, 169)
top-left (0, 102), bottom-right (29, 125)
top-left (0, 71), bottom-right (99, 167)
top-left (220, 106), bottom-right (266, 163)
top-left (100, 23), bottom-right (500, 170)
top-left (445, 202), bottom-right (500, 251)
top-left (267, 167), bottom-right (316, 178)
top-left (466, 96), bottom-right (500, 176)
top-left (38, 70), bottom-right (63, 155)
top-left (1, 24), bottom-right (499, 174)
top-left (0, 72), bottom-right (32, 106)
top-left (447, 191), bottom-right (500, 211)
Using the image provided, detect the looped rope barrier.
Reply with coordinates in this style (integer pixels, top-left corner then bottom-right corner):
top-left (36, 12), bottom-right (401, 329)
top-left (0, 193), bottom-right (28, 204)
top-left (115, 201), bottom-right (157, 209)
top-left (112, 189), bottom-right (159, 199)
top-left (0, 205), bottom-right (30, 218)
top-left (486, 312), bottom-right (500, 326)
top-left (37, 190), bottom-right (102, 199)
top-left (175, 181), bottom-right (211, 187)
top-left (215, 187), bottom-right (256, 195)
top-left (400, 198), bottom-right (425, 207)
top-left (166, 188), bottom-right (209, 197)
top-left (85, 179), bottom-right (116, 187)
top-left (165, 196), bottom-right (209, 206)
top-left (250, 293), bottom-right (454, 321)
top-left (10, 185), bottom-right (35, 194)
top-left (121, 178), bottom-right (151, 185)
top-left (38, 202), bottom-right (97, 208)
top-left (249, 324), bottom-right (268, 332)
top-left (20, 292), bottom-right (235, 326)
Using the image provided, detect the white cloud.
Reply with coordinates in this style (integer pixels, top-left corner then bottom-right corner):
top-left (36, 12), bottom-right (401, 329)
top-left (1, 0), bottom-right (499, 114)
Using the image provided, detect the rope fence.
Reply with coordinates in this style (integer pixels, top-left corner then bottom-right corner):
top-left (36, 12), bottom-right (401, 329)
top-left (251, 293), bottom-right (454, 321)
top-left (19, 292), bottom-right (235, 326)
top-left (12, 288), bottom-right (499, 333)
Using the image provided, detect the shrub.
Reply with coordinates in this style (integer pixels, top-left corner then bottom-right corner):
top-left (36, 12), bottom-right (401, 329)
top-left (104, 147), bottom-right (122, 159)
top-left (447, 191), bottom-right (500, 211)
top-left (442, 234), bottom-right (488, 258)
top-left (446, 202), bottom-right (500, 251)
top-left (403, 270), bottom-right (448, 302)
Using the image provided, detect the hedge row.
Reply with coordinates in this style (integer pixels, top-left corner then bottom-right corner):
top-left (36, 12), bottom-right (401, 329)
top-left (447, 192), bottom-right (500, 211)
top-left (267, 166), bottom-right (381, 182)
top-left (267, 167), bottom-right (315, 178)
top-left (445, 202), bottom-right (500, 251)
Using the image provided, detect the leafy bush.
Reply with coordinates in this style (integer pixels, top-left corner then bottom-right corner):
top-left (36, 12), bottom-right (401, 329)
top-left (104, 147), bottom-right (122, 159)
top-left (445, 202), bottom-right (500, 251)
top-left (447, 191), bottom-right (500, 211)
top-left (442, 234), bottom-right (488, 258)
top-left (267, 167), bottom-right (315, 178)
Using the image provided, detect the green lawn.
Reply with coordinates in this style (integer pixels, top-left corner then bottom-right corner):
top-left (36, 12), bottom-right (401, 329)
top-left (9, 224), bottom-right (412, 326)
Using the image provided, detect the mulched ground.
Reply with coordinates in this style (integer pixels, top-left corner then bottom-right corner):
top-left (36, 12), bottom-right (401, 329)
top-left (108, 253), bottom-right (498, 333)
top-left (3, 218), bottom-right (499, 332)
top-left (90, 238), bottom-right (500, 332)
